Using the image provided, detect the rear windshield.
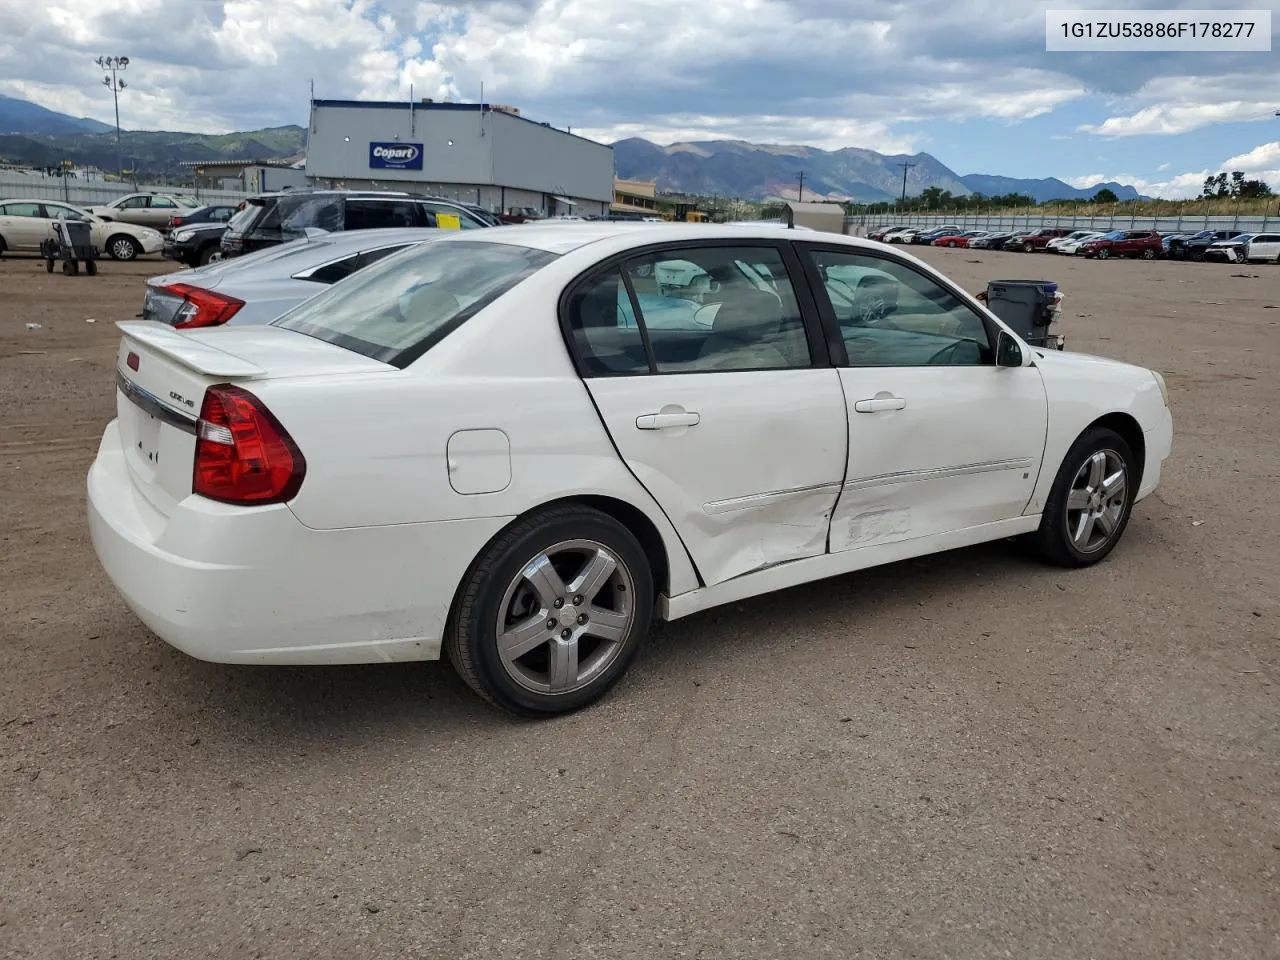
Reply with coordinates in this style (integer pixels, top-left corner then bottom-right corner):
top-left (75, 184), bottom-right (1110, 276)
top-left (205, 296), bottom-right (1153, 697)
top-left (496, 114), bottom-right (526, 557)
top-left (272, 240), bottom-right (558, 367)
top-left (226, 203), bottom-right (264, 234)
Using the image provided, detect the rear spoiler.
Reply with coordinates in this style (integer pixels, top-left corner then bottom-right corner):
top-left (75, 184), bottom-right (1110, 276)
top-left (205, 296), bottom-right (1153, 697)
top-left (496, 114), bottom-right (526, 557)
top-left (117, 321), bottom-right (267, 379)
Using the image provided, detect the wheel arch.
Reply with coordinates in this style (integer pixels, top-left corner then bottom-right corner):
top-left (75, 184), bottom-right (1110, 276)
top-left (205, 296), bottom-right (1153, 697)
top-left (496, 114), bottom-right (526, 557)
top-left (444, 493), bottom-right (695, 633)
top-left (1082, 412), bottom-right (1146, 492)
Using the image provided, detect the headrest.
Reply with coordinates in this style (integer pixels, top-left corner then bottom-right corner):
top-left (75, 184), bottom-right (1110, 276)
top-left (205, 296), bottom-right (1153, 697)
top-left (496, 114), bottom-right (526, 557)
top-left (711, 287), bottom-right (784, 339)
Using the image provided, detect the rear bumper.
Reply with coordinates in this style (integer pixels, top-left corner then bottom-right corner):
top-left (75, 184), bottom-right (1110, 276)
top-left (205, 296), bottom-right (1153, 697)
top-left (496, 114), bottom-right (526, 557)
top-left (87, 420), bottom-right (510, 665)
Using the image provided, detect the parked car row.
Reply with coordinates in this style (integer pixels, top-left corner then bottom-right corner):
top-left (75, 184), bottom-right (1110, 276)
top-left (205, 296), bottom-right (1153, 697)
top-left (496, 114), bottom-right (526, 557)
top-left (0, 198), bottom-right (164, 260)
top-left (868, 223), bottom-right (1280, 263)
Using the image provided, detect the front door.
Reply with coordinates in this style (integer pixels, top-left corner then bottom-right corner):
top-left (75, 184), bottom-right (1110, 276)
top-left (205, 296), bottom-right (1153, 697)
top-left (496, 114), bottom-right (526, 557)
top-left (564, 241), bottom-right (847, 585)
top-left (1247, 233), bottom-right (1280, 261)
top-left (798, 244), bottom-right (1049, 553)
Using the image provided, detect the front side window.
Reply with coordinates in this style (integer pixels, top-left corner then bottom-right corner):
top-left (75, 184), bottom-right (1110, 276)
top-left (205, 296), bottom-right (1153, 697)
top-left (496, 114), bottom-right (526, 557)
top-left (421, 202), bottom-right (485, 230)
top-left (274, 240), bottom-right (557, 368)
top-left (806, 248), bottom-right (993, 367)
top-left (567, 245), bottom-right (811, 375)
top-left (44, 204), bottom-right (87, 221)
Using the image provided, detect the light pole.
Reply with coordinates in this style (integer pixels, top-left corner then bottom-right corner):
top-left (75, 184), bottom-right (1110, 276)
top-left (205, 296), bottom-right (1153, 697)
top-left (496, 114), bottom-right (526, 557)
top-left (96, 55), bottom-right (129, 179)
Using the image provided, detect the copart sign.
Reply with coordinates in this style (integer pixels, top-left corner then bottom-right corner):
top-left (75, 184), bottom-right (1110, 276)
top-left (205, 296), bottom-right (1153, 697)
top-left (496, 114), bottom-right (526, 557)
top-left (369, 142), bottom-right (424, 171)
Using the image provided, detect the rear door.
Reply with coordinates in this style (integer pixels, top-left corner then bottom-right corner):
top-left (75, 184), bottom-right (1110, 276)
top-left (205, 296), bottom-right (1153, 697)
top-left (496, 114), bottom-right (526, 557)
top-left (147, 195), bottom-right (180, 229)
top-left (1246, 233), bottom-right (1280, 260)
top-left (564, 240), bottom-right (847, 585)
top-left (0, 202), bottom-right (49, 250)
top-left (798, 242), bottom-right (1048, 552)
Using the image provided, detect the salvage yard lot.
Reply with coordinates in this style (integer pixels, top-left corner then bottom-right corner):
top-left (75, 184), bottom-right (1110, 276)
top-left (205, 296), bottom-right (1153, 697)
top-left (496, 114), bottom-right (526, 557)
top-left (1, 248), bottom-right (1278, 959)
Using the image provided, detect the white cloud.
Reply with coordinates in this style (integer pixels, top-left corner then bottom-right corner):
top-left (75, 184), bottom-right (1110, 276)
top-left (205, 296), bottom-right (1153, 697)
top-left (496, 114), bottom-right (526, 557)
top-left (1224, 141), bottom-right (1280, 173)
top-left (1065, 138), bottom-right (1280, 199)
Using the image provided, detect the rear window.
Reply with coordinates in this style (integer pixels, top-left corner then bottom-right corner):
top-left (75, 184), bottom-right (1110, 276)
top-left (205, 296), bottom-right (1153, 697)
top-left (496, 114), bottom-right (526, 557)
top-left (226, 203), bottom-right (264, 234)
top-left (273, 240), bottom-right (558, 367)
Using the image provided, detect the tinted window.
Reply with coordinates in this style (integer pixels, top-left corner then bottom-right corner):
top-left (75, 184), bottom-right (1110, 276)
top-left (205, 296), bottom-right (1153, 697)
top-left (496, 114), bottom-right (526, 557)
top-left (566, 269), bottom-right (649, 375)
top-left (345, 199), bottom-right (422, 230)
top-left (806, 248), bottom-right (992, 367)
top-left (623, 245), bottom-right (811, 373)
top-left (226, 203), bottom-right (264, 234)
top-left (301, 243), bottom-right (418, 285)
top-left (274, 241), bottom-right (557, 367)
top-left (420, 202), bottom-right (484, 230)
top-left (277, 195), bottom-right (342, 234)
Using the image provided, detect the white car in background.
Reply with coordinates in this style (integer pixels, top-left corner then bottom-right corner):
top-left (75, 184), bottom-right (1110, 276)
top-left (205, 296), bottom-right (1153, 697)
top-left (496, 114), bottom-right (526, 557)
top-left (1055, 232), bottom-right (1106, 255)
top-left (0, 199), bottom-right (163, 260)
top-left (1204, 232), bottom-right (1280, 263)
top-left (88, 222), bottom-right (1172, 717)
top-left (140, 227), bottom-right (441, 329)
top-left (1046, 230), bottom-right (1098, 252)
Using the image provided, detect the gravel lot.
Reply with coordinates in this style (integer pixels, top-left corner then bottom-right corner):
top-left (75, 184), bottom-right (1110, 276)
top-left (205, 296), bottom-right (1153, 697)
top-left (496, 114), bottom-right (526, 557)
top-left (1, 246), bottom-right (1278, 959)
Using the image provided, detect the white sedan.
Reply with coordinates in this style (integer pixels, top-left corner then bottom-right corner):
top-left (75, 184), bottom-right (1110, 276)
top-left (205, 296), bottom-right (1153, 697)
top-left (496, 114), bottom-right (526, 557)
top-left (0, 199), bottom-right (163, 260)
top-left (88, 223), bottom-right (1173, 716)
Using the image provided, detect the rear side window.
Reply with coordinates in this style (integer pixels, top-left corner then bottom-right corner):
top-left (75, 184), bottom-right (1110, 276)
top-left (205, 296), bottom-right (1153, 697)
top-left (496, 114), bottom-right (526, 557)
top-left (278, 195), bottom-right (342, 234)
top-left (274, 241), bottom-right (558, 368)
top-left (299, 244), bottom-right (418, 285)
top-left (345, 199), bottom-right (423, 230)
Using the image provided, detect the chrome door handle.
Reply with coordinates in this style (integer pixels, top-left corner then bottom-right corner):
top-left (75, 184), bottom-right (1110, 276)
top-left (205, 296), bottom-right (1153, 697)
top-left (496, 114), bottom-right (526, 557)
top-left (636, 411), bottom-right (701, 430)
top-left (853, 397), bottom-right (907, 413)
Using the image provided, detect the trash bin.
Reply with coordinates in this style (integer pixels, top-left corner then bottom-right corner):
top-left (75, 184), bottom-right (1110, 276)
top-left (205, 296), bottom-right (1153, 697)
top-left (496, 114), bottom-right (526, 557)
top-left (41, 217), bottom-right (99, 276)
top-left (984, 279), bottom-right (1064, 350)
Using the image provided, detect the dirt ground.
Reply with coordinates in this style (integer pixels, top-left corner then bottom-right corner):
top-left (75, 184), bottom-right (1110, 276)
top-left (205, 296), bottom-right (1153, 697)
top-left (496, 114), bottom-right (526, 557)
top-left (1, 246), bottom-right (1278, 960)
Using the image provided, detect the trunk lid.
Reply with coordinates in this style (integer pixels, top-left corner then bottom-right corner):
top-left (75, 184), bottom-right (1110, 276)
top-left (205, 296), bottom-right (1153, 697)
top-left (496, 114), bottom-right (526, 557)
top-left (113, 320), bottom-right (391, 516)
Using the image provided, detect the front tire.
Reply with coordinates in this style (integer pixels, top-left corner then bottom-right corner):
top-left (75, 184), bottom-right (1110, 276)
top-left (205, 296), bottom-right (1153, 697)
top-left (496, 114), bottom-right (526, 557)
top-left (1022, 241), bottom-right (1033, 253)
top-left (107, 235), bottom-right (139, 261)
top-left (445, 505), bottom-right (654, 717)
top-left (1031, 427), bottom-right (1137, 568)
top-left (1097, 248), bottom-right (1110, 260)
top-left (198, 244), bottom-right (223, 267)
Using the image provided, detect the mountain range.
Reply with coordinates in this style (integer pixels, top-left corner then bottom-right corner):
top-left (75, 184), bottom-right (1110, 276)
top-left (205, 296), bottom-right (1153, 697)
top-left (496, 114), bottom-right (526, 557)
top-left (0, 93), bottom-right (306, 176)
top-left (0, 94), bottom-right (1140, 202)
top-left (612, 138), bottom-right (1142, 204)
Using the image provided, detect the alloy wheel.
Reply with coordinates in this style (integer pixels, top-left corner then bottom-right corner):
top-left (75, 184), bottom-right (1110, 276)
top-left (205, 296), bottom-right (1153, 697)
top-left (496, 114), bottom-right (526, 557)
top-left (495, 539), bottom-right (636, 695)
top-left (1065, 450), bottom-right (1127, 554)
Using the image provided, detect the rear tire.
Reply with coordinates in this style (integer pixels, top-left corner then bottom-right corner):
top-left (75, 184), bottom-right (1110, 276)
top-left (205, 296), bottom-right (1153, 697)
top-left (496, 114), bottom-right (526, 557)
top-left (445, 505), bottom-right (654, 717)
top-left (947, 241), bottom-right (957, 248)
top-left (1031, 427), bottom-right (1137, 568)
top-left (107, 235), bottom-right (139, 261)
top-left (1141, 248), bottom-right (1155, 260)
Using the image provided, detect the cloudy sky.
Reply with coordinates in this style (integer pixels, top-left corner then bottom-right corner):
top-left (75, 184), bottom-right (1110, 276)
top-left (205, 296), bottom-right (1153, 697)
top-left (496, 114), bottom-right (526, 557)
top-left (0, 0), bottom-right (1277, 197)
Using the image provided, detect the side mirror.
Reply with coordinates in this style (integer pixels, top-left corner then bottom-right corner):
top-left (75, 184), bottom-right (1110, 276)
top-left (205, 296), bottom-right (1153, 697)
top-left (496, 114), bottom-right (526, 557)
top-left (996, 330), bottom-right (1023, 367)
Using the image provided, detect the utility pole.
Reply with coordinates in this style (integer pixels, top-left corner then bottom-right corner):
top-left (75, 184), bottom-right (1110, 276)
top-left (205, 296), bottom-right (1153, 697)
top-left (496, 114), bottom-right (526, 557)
top-left (797, 171), bottom-right (806, 203)
top-left (95, 55), bottom-right (129, 180)
top-left (898, 160), bottom-right (915, 203)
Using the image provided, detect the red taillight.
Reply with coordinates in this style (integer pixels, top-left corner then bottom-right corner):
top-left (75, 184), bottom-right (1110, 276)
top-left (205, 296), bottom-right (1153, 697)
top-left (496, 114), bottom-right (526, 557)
top-left (193, 385), bottom-right (306, 505)
top-left (169, 216), bottom-right (185, 228)
top-left (161, 282), bottom-right (244, 329)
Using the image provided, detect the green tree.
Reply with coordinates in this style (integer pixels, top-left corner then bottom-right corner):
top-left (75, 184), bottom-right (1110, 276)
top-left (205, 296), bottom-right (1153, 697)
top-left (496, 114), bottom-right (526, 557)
top-left (1093, 187), bottom-right (1119, 203)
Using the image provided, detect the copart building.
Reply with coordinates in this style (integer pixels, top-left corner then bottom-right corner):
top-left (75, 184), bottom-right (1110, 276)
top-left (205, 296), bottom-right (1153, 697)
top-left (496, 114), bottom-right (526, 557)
top-left (304, 99), bottom-right (614, 218)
